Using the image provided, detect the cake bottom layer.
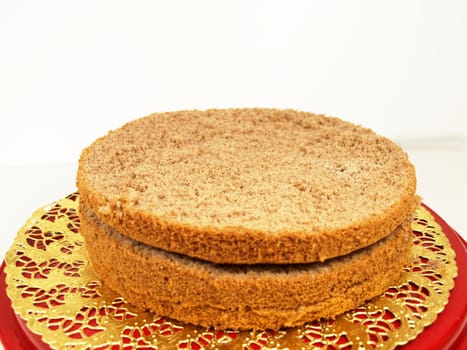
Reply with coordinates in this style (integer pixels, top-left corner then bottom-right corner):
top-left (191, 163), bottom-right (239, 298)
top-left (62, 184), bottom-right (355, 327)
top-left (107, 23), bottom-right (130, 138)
top-left (79, 202), bottom-right (412, 330)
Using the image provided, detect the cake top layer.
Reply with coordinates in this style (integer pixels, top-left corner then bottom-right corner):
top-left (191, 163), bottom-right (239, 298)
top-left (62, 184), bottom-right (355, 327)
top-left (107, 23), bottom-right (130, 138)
top-left (77, 108), bottom-right (417, 263)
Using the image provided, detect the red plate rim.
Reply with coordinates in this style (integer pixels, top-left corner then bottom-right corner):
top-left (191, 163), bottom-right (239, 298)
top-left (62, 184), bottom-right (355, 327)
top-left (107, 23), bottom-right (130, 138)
top-left (0, 203), bottom-right (465, 350)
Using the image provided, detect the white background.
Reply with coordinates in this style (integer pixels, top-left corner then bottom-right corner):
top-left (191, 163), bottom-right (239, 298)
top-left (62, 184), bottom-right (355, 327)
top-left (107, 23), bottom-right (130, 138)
top-left (0, 2), bottom-right (466, 344)
top-left (1, 0), bottom-right (467, 249)
top-left (1, 1), bottom-right (467, 241)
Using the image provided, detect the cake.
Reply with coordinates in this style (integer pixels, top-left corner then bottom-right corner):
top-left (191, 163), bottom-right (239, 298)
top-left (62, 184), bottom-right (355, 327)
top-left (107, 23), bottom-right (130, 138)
top-left (80, 202), bottom-right (412, 330)
top-left (77, 108), bottom-right (418, 329)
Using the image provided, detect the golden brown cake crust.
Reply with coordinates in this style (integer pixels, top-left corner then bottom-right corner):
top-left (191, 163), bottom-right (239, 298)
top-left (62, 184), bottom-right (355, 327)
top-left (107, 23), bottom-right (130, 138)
top-left (77, 108), bottom-right (417, 264)
top-left (80, 202), bottom-right (412, 330)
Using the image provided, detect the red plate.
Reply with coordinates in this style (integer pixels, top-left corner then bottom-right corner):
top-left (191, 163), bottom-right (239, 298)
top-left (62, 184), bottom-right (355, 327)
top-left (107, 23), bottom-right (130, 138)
top-left (0, 204), bottom-right (465, 350)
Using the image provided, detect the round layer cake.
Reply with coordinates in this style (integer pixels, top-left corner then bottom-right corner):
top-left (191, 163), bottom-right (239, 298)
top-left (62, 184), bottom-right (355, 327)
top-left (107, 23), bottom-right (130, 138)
top-left (80, 202), bottom-right (412, 330)
top-left (77, 108), bottom-right (417, 264)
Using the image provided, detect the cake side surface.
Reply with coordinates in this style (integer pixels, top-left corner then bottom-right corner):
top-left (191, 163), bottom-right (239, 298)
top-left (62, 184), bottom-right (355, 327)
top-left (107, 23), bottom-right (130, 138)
top-left (79, 202), bottom-right (412, 330)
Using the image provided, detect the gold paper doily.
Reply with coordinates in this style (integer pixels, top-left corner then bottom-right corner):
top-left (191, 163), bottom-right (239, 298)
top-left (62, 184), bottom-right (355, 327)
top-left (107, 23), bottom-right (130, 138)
top-left (4, 193), bottom-right (458, 350)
